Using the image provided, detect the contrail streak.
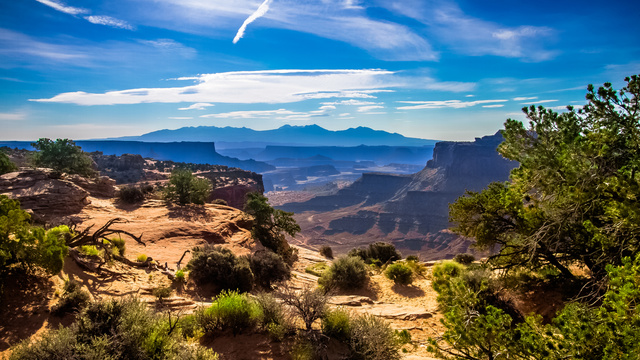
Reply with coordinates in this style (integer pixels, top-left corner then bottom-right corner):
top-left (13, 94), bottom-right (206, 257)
top-left (233, 0), bottom-right (273, 44)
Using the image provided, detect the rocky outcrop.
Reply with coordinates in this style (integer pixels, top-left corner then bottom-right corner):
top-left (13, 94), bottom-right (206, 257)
top-left (91, 153), bottom-right (146, 184)
top-left (0, 169), bottom-right (116, 222)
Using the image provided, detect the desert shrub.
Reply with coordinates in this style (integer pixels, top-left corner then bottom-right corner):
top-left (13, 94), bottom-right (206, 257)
top-left (108, 237), bottom-right (126, 256)
top-left (136, 253), bottom-right (148, 262)
top-left (0, 197), bottom-right (69, 275)
top-left (453, 252), bottom-right (475, 265)
top-left (174, 269), bottom-right (185, 283)
top-left (349, 314), bottom-right (401, 360)
top-left (175, 314), bottom-right (202, 340)
top-left (51, 279), bottom-right (91, 315)
top-left (11, 297), bottom-right (219, 360)
top-left (249, 250), bottom-right (291, 289)
top-left (384, 263), bottom-right (414, 285)
top-left (348, 242), bottom-right (401, 265)
top-left (118, 185), bottom-right (146, 203)
top-left (152, 286), bottom-right (173, 302)
top-left (186, 245), bottom-right (254, 292)
top-left (0, 151), bottom-right (17, 175)
top-left (406, 255), bottom-right (419, 262)
top-left (319, 245), bottom-right (333, 259)
top-left (198, 290), bottom-right (260, 335)
top-left (212, 198), bottom-right (228, 205)
top-left (163, 168), bottom-right (211, 205)
top-left (305, 262), bottom-right (329, 277)
top-left (318, 256), bottom-right (368, 290)
top-left (322, 307), bottom-right (351, 341)
top-left (280, 286), bottom-right (329, 331)
top-left (405, 258), bottom-right (428, 279)
top-left (254, 292), bottom-right (292, 341)
top-left (31, 138), bottom-right (96, 177)
top-left (79, 245), bottom-right (100, 257)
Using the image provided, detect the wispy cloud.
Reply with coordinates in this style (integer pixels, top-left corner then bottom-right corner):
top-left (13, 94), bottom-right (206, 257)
top-left (234, 0), bottom-right (272, 44)
top-left (322, 99), bottom-right (378, 106)
top-left (397, 99), bottom-right (508, 110)
top-left (84, 16), bottom-right (134, 30)
top-left (31, 69), bottom-right (399, 105)
top-left (520, 99), bottom-right (558, 104)
top-left (357, 105), bottom-right (384, 112)
top-left (0, 112), bottom-right (26, 121)
top-left (169, 116), bottom-right (193, 120)
top-left (482, 104), bottom-right (504, 108)
top-left (35, 0), bottom-right (88, 15)
top-left (178, 103), bottom-right (215, 110)
top-left (513, 96), bottom-right (537, 101)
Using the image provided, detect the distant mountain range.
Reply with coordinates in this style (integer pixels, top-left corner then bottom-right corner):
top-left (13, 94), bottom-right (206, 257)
top-left (110, 125), bottom-right (438, 148)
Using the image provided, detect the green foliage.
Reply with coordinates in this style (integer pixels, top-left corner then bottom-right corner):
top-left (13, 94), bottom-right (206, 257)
top-left (108, 237), bottom-right (126, 256)
top-left (0, 196), bottom-right (69, 275)
top-left (136, 253), bottom-right (148, 262)
top-left (384, 263), bottom-right (414, 285)
top-left (0, 150), bottom-right (17, 175)
top-left (10, 297), bottom-right (219, 360)
top-left (79, 245), bottom-right (101, 257)
top-left (197, 290), bottom-right (260, 335)
top-left (174, 269), bottom-right (185, 283)
top-left (281, 287), bottom-right (328, 331)
top-left (321, 308), bottom-right (351, 341)
top-left (186, 245), bottom-right (254, 293)
top-left (404, 258), bottom-right (428, 279)
top-left (348, 242), bottom-right (401, 265)
top-left (254, 292), bottom-right (291, 341)
top-left (305, 262), bottom-right (329, 277)
top-left (248, 250), bottom-right (291, 289)
top-left (349, 314), bottom-right (401, 360)
top-left (51, 279), bottom-right (91, 315)
top-left (453, 253), bottom-right (475, 265)
top-left (319, 245), bottom-right (333, 259)
top-left (244, 192), bottom-right (300, 264)
top-left (31, 138), bottom-right (95, 177)
top-left (163, 168), bottom-right (212, 205)
top-left (405, 255), bottom-right (419, 262)
top-left (118, 185), bottom-right (149, 203)
top-left (152, 286), bottom-right (173, 302)
top-left (450, 75), bottom-right (640, 280)
top-left (318, 255), bottom-right (368, 290)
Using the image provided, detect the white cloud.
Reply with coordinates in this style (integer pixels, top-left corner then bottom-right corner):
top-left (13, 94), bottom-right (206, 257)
top-left (322, 99), bottom-right (378, 106)
top-left (139, 39), bottom-right (196, 58)
top-left (31, 69), bottom-right (399, 105)
top-left (84, 16), bottom-right (134, 30)
top-left (201, 109), bottom-right (299, 119)
top-left (178, 102), bottom-right (215, 110)
top-left (0, 112), bottom-right (26, 121)
top-left (513, 96), bottom-right (537, 101)
top-left (357, 105), bottom-right (384, 112)
top-left (35, 0), bottom-right (88, 15)
top-left (169, 116), bottom-right (193, 119)
top-left (482, 104), bottom-right (504, 108)
top-left (547, 105), bottom-right (583, 111)
top-left (339, 113), bottom-right (351, 116)
top-left (521, 99), bottom-right (558, 104)
top-left (397, 99), bottom-right (508, 110)
top-left (233, 0), bottom-right (272, 43)
top-left (465, 94), bottom-right (475, 97)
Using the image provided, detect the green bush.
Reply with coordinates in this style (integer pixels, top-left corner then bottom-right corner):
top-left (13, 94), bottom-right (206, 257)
top-left (79, 245), bottom-right (100, 257)
top-left (1, 197), bottom-right (69, 275)
top-left (10, 297), bottom-right (219, 360)
top-left (152, 286), bottom-right (173, 302)
top-left (405, 255), bottom-right (419, 262)
top-left (305, 262), bottom-right (329, 277)
top-left (249, 250), bottom-right (291, 289)
top-left (163, 168), bottom-right (211, 205)
top-left (322, 308), bottom-right (351, 341)
top-left (254, 292), bottom-right (291, 341)
top-left (186, 245), bottom-right (254, 292)
top-left (453, 252), bottom-right (475, 265)
top-left (108, 237), bottom-right (126, 256)
top-left (31, 138), bottom-right (96, 177)
top-left (319, 245), bottom-right (333, 259)
top-left (197, 290), bottom-right (260, 335)
top-left (348, 242), bottom-right (401, 265)
top-left (118, 185), bottom-right (147, 203)
top-left (51, 279), bottom-right (91, 315)
top-left (384, 263), bottom-right (414, 285)
top-left (136, 253), bottom-right (148, 262)
top-left (319, 256), bottom-right (368, 290)
top-left (0, 151), bottom-right (17, 175)
top-left (349, 314), bottom-right (401, 360)
top-left (174, 269), bottom-right (185, 283)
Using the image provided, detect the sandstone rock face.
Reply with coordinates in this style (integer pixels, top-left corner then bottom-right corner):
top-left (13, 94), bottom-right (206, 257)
top-left (91, 153), bottom-right (146, 184)
top-left (0, 169), bottom-right (117, 222)
top-left (0, 169), bottom-right (90, 221)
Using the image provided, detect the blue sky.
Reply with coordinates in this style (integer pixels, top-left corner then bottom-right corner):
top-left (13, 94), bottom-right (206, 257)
top-left (1, 0), bottom-right (639, 141)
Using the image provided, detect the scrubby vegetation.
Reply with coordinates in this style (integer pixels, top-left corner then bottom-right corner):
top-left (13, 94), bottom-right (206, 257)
top-left (0, 150), bottom-right (17, 175)
top-left (453, 252), bottom-right (475, 265)
top-left (0, 195), bottom-right (69, 276)
top-left (318, 255), bottom-right (368, 290)
top-left (321, 307), bottom-right (351, 341)
top-left (348, 242), bottom-right (401, 265)
top-left (118, 184), bottom-right (154, 203)
top-left (248, 250), bottom-right (291, 289)
top-left (51, 279), bottom-right (91, 315)
top-left (31, 138), bottom-right (96, 177)
top-left (163, 168), bottom-right (212, 205)
top-left (429, 76), bottom-right (640, 359)
top-left (196, 290), bottom-right (260, 335)
top-left (186, 245), bottom-right (254, 293)
top-left (319, 245), bottom-right (333, 259)
top-left (350, 314), bottom-right (402, 360)
top-left (244, 192), bottom-right (300, 264)
top-left (384, 262), bottom-right (413, 285)
top-left (10, 297), bottom-right (219, 359)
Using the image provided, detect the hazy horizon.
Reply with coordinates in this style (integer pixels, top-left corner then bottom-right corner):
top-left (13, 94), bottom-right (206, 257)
top-left (1, 0), bottom-right (639, 141)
